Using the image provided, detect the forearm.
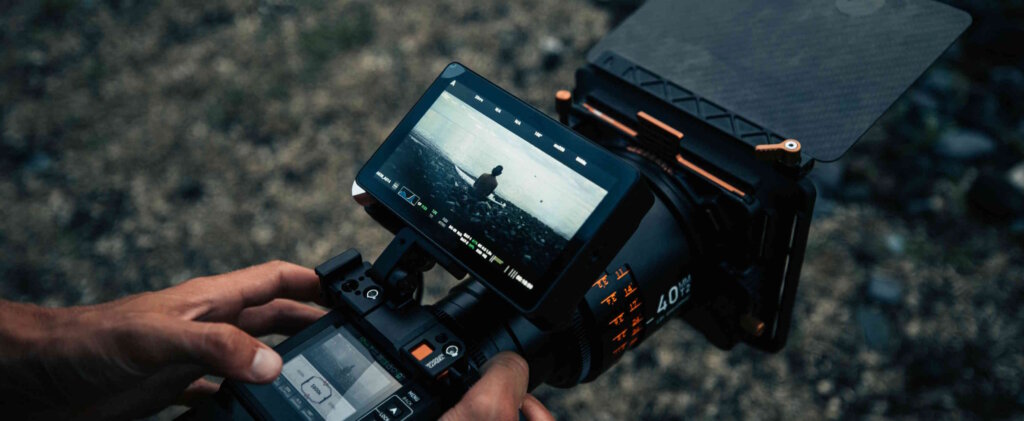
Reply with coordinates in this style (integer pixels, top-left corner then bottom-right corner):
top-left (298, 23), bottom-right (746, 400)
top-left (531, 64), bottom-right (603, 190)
top-left (0, 299), bottom-right (53, 349)
top-left (0, 300), bottom-right (61, 407)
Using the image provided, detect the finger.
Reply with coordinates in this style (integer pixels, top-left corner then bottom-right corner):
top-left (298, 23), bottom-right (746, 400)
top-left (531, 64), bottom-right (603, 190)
top-left (121, 316), bottom-right (282, 384)
top-left (236, 299), bottom-right (327, 337)
top-left (521, 394), bottom-right (555, 421)
top-left (183, 321), bottom-right (282, 383)
top-left (440, 352), bottom-right (530, 421)
top-left (177, 378), bottom-right (221, 406)
top-left (170, 260), bottom-right (323, 320)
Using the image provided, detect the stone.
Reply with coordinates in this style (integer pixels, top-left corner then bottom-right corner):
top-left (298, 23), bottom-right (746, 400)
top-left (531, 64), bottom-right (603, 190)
top-left (990, 66), bottom-right (1024, 96)
top-left (856, 306), bottom-right (893, 352)
top-left (841, 182), bottom-right (872, 202)
top-left (867, 275), bottom-right (903, 306)
top-left (906, 89), bottom-right (939, 112)
top-left (884, 233), bottom-right (906, 255)
top-left (934, 129), bottom-right (996, 160)
top-left (1008, 162), bottom-right (1024, 193)
top-left (539, 36), bottom-right (565, 70)
top-left (24, 152), bottom-right (52, 174)
top-left (967, 173), bottom-right (1024, 219)
top-left (921, 67), bottom-right (955, 94)
top-left (817, 379), bottom-right (835, 396)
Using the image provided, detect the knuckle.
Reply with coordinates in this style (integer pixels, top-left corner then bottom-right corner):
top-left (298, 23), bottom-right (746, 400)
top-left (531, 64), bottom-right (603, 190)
top-left (492, 352), bottom-right (529, 377)
top-left (201, 324), bottom-right (244, 353)
top-left (173, 291), bottom-right (218, 320)
top-left (184, 274), bottom-right (214, 287)
top-left (439, 405), bottom-right (468, 421)
top-left (266, 260), bottom-right (291, 274)
top-left (499, 400), bottom-right (522, 421)
top-left (474, 392), bottom-right (518, 420)
top-left (267, 260), bottom-right (291, 286)
top-left (199, 323), bottom-right (253, 372)
top-left (463, 393), bottom-right (496, 418)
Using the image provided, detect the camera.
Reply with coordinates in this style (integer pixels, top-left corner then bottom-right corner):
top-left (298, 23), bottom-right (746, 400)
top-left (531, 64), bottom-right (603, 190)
top-left (183, 1), bottom-right (970, 420)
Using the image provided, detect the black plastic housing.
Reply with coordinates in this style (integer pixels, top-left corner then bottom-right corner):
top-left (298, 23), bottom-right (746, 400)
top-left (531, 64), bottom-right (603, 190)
top-left (354, 63), bottom-right (654, 329)
top-left (566, 53), bottom-right (816, 352)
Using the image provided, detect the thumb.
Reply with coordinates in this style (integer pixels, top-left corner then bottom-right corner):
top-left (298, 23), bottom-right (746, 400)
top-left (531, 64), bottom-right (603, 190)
top-left (441, 352), bottom-right (530, 421)
top-left (164, 319), bottom-right (282, 383)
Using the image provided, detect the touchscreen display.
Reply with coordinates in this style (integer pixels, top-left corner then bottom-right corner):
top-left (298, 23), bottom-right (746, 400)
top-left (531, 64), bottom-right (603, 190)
top-left (369, 82), bottom-right (608, 296)
top-left (272, 329), bottom-right (402, 421)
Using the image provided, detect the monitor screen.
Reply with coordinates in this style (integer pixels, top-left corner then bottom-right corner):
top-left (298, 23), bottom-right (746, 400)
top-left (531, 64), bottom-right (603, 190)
top-left (359, 68), bottom-right (622, 309)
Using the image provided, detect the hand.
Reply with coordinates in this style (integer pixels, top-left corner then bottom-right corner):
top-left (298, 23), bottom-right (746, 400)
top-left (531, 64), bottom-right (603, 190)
top-left (0, 260), bottom-right (326, 420)
top-left (441, 352), bottom-right (554, 421)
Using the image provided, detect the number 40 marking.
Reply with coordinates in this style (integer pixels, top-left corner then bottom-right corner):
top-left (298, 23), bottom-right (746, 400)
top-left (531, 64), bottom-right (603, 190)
top-left (657, 275), bottom-right (692, 314)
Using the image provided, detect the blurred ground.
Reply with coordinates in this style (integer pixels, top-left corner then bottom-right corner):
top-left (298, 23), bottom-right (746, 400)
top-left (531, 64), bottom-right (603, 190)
top-left (2, 0), bottom-right (1023, 419)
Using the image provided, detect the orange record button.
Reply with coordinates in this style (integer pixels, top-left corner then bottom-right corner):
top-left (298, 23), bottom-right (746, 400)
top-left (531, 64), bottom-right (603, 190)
top-left (411, 342), bottom-right (434, 361)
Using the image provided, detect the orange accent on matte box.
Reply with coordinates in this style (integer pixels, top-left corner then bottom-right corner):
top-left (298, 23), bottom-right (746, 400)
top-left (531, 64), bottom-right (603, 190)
top-left (411, 342), bottom-right (433, 361)
top-left (675, 154), bottom-right (747, 198)
top-left (637, 111), bottom-right (684, 139)
top-left (582, 103), bottom-right (638, 137)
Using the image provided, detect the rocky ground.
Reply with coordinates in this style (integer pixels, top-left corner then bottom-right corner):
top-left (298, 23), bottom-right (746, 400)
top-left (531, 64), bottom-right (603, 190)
top-left (1, 0), bottom-right (1022, 419)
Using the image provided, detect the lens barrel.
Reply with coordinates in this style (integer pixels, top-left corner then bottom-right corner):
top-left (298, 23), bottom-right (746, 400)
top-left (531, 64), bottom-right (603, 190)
top-left (432, 153), bottom-right (696, 388)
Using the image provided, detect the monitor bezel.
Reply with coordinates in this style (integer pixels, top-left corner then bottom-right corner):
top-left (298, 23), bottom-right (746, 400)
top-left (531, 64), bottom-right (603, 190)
top-left (355, 63), bottom-right (643, 314)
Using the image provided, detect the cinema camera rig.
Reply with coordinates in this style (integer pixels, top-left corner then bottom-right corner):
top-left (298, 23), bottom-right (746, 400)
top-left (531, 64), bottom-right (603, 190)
top-left (185, 1), bottom-right (970, 420)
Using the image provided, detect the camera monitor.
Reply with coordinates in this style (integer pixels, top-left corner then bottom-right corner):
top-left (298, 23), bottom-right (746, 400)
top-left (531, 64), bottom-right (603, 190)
top-left (357, 64), bottom-right (652, 324)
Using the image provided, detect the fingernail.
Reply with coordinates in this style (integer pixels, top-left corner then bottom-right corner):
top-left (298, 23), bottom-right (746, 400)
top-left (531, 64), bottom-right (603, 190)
top-left (250, 347), bottom-right (281, 381)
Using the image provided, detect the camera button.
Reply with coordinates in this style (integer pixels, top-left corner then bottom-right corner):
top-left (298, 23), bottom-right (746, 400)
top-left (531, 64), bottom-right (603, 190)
top-left (444, 344), bottom-right (460, 358)
top-left (410, 342), bottom-right (433, 361)
top-left (372, 396), bottom-right (411, 421)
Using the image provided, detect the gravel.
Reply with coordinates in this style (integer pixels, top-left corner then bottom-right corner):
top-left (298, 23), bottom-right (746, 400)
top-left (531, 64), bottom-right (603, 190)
top-left (1, 0), bottom-right (1022, 419)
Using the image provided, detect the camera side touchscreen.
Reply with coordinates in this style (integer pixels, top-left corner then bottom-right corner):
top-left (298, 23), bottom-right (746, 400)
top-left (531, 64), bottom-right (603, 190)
top-left (357, 64), bottom-right (651, 323)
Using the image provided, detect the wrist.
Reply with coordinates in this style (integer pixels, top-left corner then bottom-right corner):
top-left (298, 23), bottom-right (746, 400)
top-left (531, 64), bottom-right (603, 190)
top-left (0, 301), bottom-right (60, 359)
top-left (0, 301), bottom-right (71, 411)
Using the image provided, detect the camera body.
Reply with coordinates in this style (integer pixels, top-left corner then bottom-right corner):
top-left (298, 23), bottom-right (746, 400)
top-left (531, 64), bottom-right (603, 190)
top-left (217, 247), bottom-right (474, 421)
top-left (182, 1), bottom-right (972, 419)
top-left (193, 57), bottom-right (814, 421)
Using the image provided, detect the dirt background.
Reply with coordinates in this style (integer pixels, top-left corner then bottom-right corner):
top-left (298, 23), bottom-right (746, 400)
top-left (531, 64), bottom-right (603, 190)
top-left (2, 1), bottom-right (1023, 419)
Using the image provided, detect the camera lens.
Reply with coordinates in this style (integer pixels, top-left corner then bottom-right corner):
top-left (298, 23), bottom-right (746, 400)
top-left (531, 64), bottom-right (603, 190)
top-left (433, 192), bottom-right (693, 387)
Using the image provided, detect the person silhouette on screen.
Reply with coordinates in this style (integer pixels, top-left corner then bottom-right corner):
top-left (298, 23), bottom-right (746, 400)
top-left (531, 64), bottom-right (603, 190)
top-left (472, 165), bottom-right (502, 199)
